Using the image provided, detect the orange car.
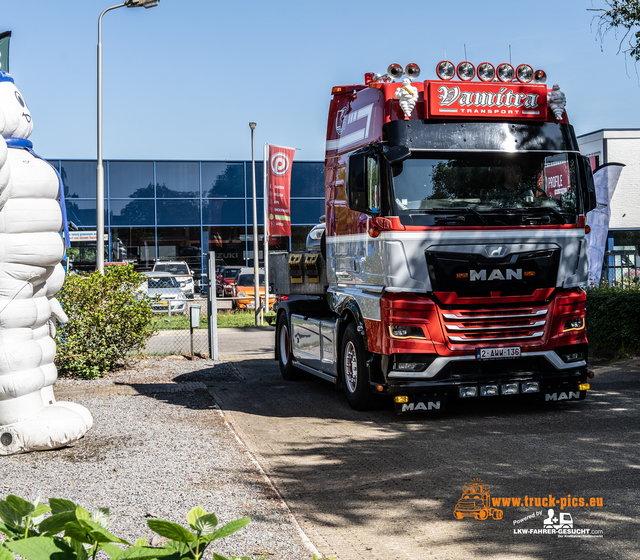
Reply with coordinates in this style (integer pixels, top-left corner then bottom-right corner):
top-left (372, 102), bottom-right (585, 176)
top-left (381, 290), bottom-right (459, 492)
top-left (233, 269), bottom-right (276, 310)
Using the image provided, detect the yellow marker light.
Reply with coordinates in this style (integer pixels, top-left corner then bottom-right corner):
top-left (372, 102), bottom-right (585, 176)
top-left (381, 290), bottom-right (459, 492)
top-left (578, 383), bottom-right (590, 391)
top-left (457, 272), bottom-right (469, 279)
top-left (395, 396), bottom-right (409, 404)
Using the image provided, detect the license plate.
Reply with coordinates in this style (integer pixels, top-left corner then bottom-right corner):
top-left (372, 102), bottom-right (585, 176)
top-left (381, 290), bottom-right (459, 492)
top-left (476, 347), bottom-right (521, 360)
top-left (247, 304), bottom-right (255, 309)
top-left (157, 302), bottom-right (168, 307)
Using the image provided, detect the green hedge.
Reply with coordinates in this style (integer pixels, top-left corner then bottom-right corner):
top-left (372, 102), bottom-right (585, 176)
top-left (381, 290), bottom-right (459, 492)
top-left (587, 284), bottom-right (640, 353)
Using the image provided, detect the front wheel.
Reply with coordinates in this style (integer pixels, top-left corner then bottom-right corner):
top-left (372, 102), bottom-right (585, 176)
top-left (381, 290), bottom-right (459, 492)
top-left (276, 313), bottom-right (300, 380)
top-left (341, 323), bottom-right (375, 410)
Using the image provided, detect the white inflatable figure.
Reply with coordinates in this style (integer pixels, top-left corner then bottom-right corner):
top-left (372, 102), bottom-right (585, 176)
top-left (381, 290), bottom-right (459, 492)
top-left (547, 84), bottom-right (566, 120)
top-left (395, 78), bottom-right (418, 120)
top-left (0, 70), bottom-right (92, 455)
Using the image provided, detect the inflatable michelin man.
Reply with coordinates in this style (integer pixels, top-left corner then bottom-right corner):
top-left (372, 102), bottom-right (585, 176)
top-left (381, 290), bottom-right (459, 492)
top-left (0, 70), bottom-right (92, 455)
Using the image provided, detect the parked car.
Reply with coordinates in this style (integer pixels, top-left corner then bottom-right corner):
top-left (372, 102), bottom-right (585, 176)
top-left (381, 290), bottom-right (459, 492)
top-left (306, 215), bottom-right (325, 252)
top-left (217, 266), bottom-right (242, 298)
top-left (233, 268), bottom-right (276, 310)
top-left (142, 272), bottom-right (187, 314)
top-left (152, 260), bottom-right (194, 298)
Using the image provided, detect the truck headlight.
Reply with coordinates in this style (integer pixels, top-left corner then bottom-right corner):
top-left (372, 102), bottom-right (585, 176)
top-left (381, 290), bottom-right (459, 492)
top-left (388, 325), bottom-right (425, 339)
top-left (237, 291), bottom-right (245, 298)
top-left (480, 385), bottom-right (499, 397)
top-left (521, 382), bottom-right (540, 394)
top-left (563, 317), bottom-right (584, 332)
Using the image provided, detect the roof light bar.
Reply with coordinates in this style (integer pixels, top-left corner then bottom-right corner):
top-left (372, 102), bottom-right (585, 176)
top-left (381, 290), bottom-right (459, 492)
top-left (457, 61), bottom-right (475, 81)
top-left (534, 69), bottom-right (547, 83)
top-left (477, 62), bottom-right (495, 82)
top-left (516, 64), bottom-right (534, 83)
top-left (436, 60), bottom-right (456, 80)
top-left (497, 63), bottom-right (515, 82)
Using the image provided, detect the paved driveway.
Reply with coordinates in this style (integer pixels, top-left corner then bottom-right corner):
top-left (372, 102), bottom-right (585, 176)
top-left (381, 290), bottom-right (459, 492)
top-left (213, 329), bottom-right (640, 560)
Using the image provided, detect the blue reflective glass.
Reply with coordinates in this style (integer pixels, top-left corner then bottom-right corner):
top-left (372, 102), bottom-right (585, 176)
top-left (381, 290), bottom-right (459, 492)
top-left (108, 161), bottom-right (154, 198)
top-left (291, 199), bottom-right (325, 224)
top-left (245, 199), bottom-right (264, 226)
top-left (246, 162), bottom-right (264, 198)
top-left (203, 199), bottom-right (245, 225)
top-left (156, 161), bottom-right (199, 198)
top-left (65, 199), bottom-right (103, 227)
top-left (291, 162), bottom-right (324, 197)
top-left (110, 199), bottom-right (155, 226)
top-left (156, 199), bottom-right (200, 225)
top-left (202, 162), bottom-right (244, 198)
top-left (60, 160), bottom-right (97, 199)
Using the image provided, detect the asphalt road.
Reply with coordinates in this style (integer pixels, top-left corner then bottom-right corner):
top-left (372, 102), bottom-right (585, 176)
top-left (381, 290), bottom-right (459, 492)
top-left (212, 328), bottom-right (640, 560)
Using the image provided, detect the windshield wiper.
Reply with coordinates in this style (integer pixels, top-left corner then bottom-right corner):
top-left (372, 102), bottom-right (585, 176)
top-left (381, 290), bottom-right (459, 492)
top-left (428, 207), bottom-right (488, 225)
top-left (519, 206), bottom-right (568, 225)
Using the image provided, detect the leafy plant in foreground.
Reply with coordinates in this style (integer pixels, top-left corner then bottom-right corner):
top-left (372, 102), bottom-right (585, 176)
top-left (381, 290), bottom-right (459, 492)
top-left (0, 496), bottom-right (256, 560)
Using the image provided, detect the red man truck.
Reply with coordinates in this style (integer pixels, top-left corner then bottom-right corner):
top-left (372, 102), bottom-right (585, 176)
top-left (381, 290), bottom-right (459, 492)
top-left (270, 61), bottom-right (596, 413)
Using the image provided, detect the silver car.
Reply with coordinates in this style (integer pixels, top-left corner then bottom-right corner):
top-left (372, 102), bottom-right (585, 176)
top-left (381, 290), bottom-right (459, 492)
top-left (143, 272), bottom-right (188, 314)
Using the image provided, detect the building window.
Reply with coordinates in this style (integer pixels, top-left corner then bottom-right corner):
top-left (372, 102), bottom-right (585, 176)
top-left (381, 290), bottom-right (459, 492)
top-left (108, 161), bottom-right (154, 198)
top-left (110, 199), bottom-right (155, 226)
top-left (202, 199), bottom-right (245, 225)
top-left (202, 162), bottom-right (244, 198)
top-left (157, 199), bottom-right (200, 225)
top-left (156, 161), bottom-right (200, 198)
top-left (60, 160), bottom-right (98, 199)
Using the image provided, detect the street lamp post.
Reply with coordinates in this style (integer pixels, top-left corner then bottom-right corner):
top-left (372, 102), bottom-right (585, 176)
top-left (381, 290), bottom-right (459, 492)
top-left (249, 122), bottom-right (260, 326)
top-left (97, 0), bottom-right (159, 273)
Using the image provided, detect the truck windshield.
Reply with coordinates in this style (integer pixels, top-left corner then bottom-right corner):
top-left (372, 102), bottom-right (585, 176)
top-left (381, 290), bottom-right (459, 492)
top-left (391, 152), bottom-right (580, 226)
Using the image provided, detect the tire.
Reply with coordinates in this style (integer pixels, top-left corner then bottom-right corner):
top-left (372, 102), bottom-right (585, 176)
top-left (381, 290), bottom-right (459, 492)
top-left (276, 313), bottom-right (300, 380)
top-left (476, 509), bottom-right (489, 521)
top-left (491, 509), bottom-right (503, 520)
top-left (341, 323), bottom-right (375, 410)
top-left (453, 511), bottom-right (464, 520)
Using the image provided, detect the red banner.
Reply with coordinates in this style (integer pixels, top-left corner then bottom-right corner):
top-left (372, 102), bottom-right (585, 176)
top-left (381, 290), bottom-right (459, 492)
top-left (426, 81), bottom-right (547, 120)
top-left (267, 145), bottom-right (295, 237)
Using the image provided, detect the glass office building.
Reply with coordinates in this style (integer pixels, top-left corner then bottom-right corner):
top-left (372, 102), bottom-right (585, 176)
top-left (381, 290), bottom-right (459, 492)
top-left (48, 159), bottom-right (325, 287)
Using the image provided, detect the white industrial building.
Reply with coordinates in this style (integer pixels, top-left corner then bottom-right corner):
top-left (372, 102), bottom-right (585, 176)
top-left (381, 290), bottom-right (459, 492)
top-left (578, 129), bottom-right (640, 282)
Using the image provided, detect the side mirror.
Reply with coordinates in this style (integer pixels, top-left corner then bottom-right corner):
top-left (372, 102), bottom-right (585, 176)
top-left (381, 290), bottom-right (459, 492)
top-left (384, 145), bottom-right (410, 164)
top-left (347, 152), bottom-right (381, 215)
top-left (579, 155), bottom-right (597, 213)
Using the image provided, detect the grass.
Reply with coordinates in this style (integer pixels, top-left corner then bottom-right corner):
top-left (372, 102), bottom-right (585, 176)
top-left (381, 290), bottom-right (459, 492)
top-left (149, 310), bottom-right (276, 331)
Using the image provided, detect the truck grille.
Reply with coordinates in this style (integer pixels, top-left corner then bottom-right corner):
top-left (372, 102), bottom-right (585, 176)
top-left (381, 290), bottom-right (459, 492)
top-left (441, 306), bottom-right (549, 346)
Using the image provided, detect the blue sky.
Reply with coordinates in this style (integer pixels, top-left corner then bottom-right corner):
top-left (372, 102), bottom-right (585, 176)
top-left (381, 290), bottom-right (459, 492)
top-left (1, 0), bottom-right (638, 161)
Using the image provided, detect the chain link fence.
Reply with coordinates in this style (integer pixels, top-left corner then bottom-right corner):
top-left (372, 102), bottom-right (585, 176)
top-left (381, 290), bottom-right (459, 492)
top-left (135, 295), bottom-right (213, 357)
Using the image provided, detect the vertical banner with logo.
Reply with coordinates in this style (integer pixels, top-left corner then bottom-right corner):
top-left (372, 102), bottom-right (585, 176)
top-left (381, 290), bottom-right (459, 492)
top-left (0, 31), bottom-right (11, 72)
top-left (586, 163), bottom-right (625, 284)
top-left (267, 145), bottom-right (295, 238)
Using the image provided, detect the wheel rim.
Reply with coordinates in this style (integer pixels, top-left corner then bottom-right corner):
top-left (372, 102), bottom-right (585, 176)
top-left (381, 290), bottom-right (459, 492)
top-left (279, 323), bottom-right (290, 366)
top-left (344, 340), bottom-right (357, 393)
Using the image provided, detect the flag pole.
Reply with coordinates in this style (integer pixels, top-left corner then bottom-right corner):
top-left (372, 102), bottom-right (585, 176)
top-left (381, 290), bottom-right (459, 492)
top-left (263, 143), bottom-right (270, 316)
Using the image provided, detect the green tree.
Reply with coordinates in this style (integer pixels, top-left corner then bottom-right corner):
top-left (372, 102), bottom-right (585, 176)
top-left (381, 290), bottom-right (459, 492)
top-left (591, 0), bottom-right (640, 60)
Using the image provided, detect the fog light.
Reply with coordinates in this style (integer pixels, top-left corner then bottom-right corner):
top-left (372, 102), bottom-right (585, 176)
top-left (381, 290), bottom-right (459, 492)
top-left (501, 383), bottom-right (519, 395)
top-left (562, 352), bottom-right (583, 363)
top-left (578, 383), bottom-right (590, 391)
top-left (459, 386), bottom-right (478, 398)
top-left (396, 362), bottom-right (427, 372)
top-left (522, 382), bottom-right (540, 394)
top-left (480, 385), bottom-right (499, 397)
top-left (395, 395), bottom-right (409, 404)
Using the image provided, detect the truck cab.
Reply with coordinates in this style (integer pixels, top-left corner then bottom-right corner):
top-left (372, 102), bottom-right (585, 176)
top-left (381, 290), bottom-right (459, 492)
top-left (273, 61), bottom-right (596, 412)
